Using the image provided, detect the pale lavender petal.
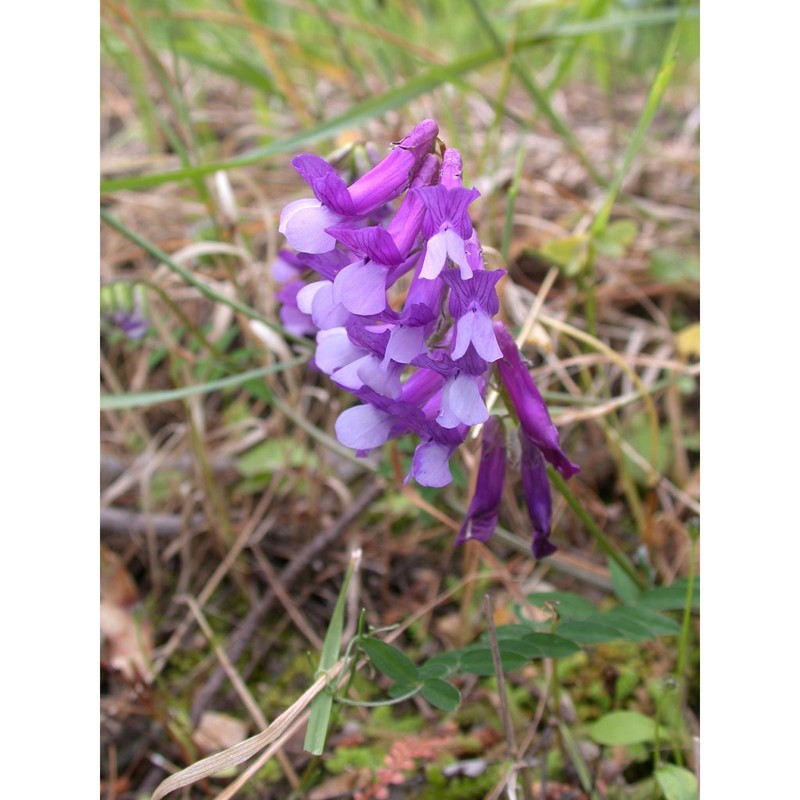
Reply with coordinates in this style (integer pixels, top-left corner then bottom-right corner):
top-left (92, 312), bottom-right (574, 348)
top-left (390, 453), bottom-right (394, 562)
top-left (335, 405), bottom-right (394, 450)
top-left (279, 305), bottom-right (316, 337)
top-left (310, 282), bottom-right (350, 329)
top-left (451, 308), bottom-right (476, 361)
top-left (408, 440), bottom-right (454, 487)
top-left (444, 228), bottom-right (472, 278)
top-left (296, 281), bottom-right (328, 315)
top-left (464, 310), bottom-right (502, 362)
top-left (314, 327), bottom-right (363, 375)
top-left (436, 379), bottom-right (462, 429)
top-left (446, 373), bottom-right (488, 426)
top-left (384, 325), bottom-right (429, 365)
top-left (331, 355), bottom-right (369, 391)
top-left (278, 198), bottom-right (341, 254)
top-left (333, 260), bottom-right (389, 315)
top-left (357, 357), bottom-right (402, 399)
top-left (420, 231), bottom-right (447, 279)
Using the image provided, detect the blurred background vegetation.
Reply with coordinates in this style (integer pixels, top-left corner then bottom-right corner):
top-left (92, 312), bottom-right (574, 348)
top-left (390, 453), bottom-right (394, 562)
top-left (100, 1), bottom-right (699, 797)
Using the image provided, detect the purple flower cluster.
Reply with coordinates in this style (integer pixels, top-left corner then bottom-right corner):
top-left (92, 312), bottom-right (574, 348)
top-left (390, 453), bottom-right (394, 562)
top-left (274, 120), bottom-right (578, 557)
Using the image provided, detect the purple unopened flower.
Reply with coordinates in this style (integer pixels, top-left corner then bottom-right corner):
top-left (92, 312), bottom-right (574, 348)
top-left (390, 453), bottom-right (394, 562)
top-left (520, 432), bottom-right (557, 558)
top-left (456, 416), bottom-right (507, 544)
top-left (493, 321), bottom-right (579, 479)
top-left (102, 283), bottom-right (149, 340)
top-left (279, 120), bottom-right (438, 254)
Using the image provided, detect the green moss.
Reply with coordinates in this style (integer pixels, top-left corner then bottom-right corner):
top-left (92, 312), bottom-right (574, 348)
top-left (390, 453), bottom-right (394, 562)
top-left (421, 762), bottom-right (503, 799)
top-left (327, 745), bottom-right (386, 774)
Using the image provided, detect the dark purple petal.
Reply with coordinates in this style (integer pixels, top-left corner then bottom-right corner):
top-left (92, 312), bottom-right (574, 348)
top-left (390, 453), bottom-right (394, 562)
top-left (520, 433), bottom-right (557, 558)
top-left (326, 224), bottom-right (404, 265)
top-left (456, 416), bottom-right (506, 544)
top-left (344, 319), bottom-right (390, 357)
top-left (296, 248), bottom-right (354, 282)
top-left (416, 185), bottom-right (479, 240)
top-left (494, 321), bottom-right (580, 479)
top-left (291, 154), bottom-right (356, 216)
top-left (443, 269), bottom-right (503, 318)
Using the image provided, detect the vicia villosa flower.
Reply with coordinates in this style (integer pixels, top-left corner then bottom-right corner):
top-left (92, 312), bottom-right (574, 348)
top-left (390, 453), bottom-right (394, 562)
top-left (274, 120), bottom-right (579, 557)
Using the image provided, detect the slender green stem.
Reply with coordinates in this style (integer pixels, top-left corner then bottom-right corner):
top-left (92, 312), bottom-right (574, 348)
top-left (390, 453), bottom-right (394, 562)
top-left (547, 465), bottom-right (646, 590)
top-left (675, 531), bottom-right (698, 683)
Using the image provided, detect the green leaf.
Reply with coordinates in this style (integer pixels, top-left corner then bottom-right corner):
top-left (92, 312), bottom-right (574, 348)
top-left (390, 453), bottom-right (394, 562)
top-left (588, 711), bottom-right (663, 746)
top-left (609, 557), bottom-right (643, 605)
top-left (421, 678), bottom-right (461, 712)
top-left (594, 219), bottom-right (639, 256)
top-left (637, 579), bottom-right (700, 611)
top-left (594, 610), bottom-right (657, 642)
top-left (236, 437), bottom-right (319, 477)
top-left (539, 233), bottom-right (589, 276)
top-left (654, 764), bottom-right (699, 800)
top-left (458, 646), bottom-right (528, 676)
top-left (419, 652), bottom-right (461, 679)
top-left (527, 591), bottom-right (597, 621)
top-left (520, 633), bottom-right (582, 659)
top-left (604, 606), bottom-right (681, 637)
top-left (556, 619), bottom-right (629, 645)
top-left (649, 248), bottom-right (700, 284)
top-left (359, 639), bottom-right (420, 686)
top-left (492, 623), bottom-right (538, 641)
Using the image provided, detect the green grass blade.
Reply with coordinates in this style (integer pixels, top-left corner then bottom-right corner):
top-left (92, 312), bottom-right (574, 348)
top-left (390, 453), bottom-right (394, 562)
top-left (304, 550), bottom-right (360, 755)
top-left (100, 358), bottom-right (307, 411)
top-left (100, 7), bottom-right (692, 193)
top-left (589, 4), bottom-right (687, 237)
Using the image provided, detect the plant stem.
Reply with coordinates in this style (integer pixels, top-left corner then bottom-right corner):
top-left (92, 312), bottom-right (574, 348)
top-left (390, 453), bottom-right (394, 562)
top-left (547, 466), bottom-right (647, 590)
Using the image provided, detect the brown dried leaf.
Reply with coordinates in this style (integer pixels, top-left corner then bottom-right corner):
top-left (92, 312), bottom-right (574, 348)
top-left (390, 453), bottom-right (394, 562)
top-left (193, 712), bottom-right (249, 755)
top-left (100, 600), bottom-right (153, 682)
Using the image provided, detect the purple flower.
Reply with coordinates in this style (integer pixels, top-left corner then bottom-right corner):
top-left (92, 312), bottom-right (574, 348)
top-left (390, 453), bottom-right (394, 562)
top-left (279, 120), bottom-right (438, 254)
top-left (275, 280), bottom-right (317, 337)
top-left (493, 321), bottom-right (579, 479)
top-left (520, 432), bottom-right (557, 558)
top-left (456, 416), bottom-right (507, 544)
top-left (275, 121), bottom-right (579, 549)
top-left (415, 149), bottom-right (480, 280)
top-left (442, 269), bottom-right (504, 362)
top-left (102, 283), bottom-right (149, 340)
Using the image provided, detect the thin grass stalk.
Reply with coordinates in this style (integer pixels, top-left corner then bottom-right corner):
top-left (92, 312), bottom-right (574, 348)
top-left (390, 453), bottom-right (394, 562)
top-left (100, 209), bottom-right (311, 347)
